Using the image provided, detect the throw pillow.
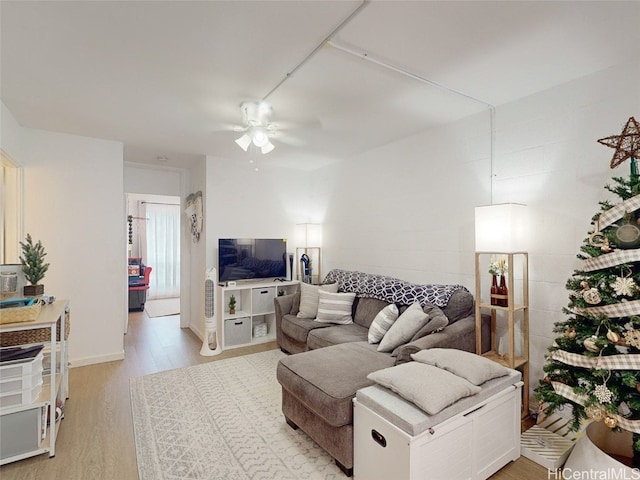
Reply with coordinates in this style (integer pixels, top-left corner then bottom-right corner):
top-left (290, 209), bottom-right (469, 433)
top-left (367, 362), bottom-right (481, 415)
top-left (368, 304), bottom-right (399, 344)
top-left (296, 282), bottom-right (338, 319)
top-left (411, 348), bottom-right (510, 386)
top-left (377, 302), bottom-right (428, 353)
top-left (315, 290), bottom-right (356, 324)
top-left (410, 303), bottom-right (449, 341)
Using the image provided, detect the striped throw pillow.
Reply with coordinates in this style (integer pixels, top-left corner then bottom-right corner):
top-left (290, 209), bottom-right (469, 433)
top-left (368, 303), bottom-right (399, 344)
top-left (296, 282), bottom-right (338, 319)
top-left (315, 290), bottom-right (356, 324)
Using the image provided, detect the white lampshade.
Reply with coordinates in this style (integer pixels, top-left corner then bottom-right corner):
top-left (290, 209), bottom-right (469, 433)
top-left (475, 203), bottom-right (528, 252)
top-left (296, 223), bottom-right (322, 248)
top-left (235, 133), bottom-right (251, 151)
top-left (261, 141), bottom-right (275, 154)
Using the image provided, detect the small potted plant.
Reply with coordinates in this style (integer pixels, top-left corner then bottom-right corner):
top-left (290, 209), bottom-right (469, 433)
top-left (228, 294), bottom-right (236, 315)
top-left (19, 233), bottom-right (50, 296)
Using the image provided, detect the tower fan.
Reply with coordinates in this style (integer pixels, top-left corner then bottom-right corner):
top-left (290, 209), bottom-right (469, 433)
top-left (201, 268), bottom-right (222, 356)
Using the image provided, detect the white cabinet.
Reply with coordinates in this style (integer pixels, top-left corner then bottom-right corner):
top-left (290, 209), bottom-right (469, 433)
top-left (218, 281), bottom-right (298, 350)
top-left (0, 300), bottom-right (69, 465)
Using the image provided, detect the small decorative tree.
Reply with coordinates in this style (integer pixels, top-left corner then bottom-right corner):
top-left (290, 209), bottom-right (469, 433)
top-left (228, 295), bottom-right (236, 315)
top-left (19, 233), bottom-right (50, 296)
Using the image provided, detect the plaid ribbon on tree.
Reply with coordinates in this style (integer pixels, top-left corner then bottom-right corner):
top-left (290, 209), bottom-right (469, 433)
top-left (551, 381), bottom-right (640, 433)
top-left (572, 299), bottom-right (640, 318)
top-left (599, 194), bottom-right (640, 230)
top-left (582, 249), bottom-right (640, 272)
top-left (552, 349), bottom-right (640, 370)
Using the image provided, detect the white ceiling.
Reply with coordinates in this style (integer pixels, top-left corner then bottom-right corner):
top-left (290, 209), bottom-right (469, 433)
top-left (2, 1), bottom-right (639, 170)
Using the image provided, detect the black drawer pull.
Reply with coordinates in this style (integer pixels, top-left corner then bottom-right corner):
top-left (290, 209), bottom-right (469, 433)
top-left (371, 429), bottom-right (386, 448)
top-left (234, 321), bottom-right (243, 325)
top-left (259, 290), bottom-right (269, 294)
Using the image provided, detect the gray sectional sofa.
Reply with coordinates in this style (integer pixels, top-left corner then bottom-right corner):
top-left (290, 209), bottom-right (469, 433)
top-left (275, 269), bottom-right (489, 475)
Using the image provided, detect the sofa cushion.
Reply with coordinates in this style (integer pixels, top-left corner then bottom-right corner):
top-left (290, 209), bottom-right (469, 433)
top-left (378, 302), bottom-right (428, 353)
top-left (277, 342), bottom-right (395, 427)
top-left (315, 290), bottom-right (356, 324)
top-left (368, 303), bottom-right (399, 344)
top-left (441, 290), bottom-right (474, 324)
top-left (307, 323), bottom-right (369, 350)
top-left (297, 282), bottom-right (339, 319)
top-left (354, 297), bottom-right (392, 329)
top-left (281, 314), bottom-right (330, 344)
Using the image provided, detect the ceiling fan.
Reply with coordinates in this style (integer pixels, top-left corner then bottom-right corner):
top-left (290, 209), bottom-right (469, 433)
top-left (233, 101), bottom-right (277, 154)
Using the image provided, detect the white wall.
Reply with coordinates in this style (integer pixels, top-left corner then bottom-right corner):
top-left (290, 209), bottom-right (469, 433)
top-left (315, 110), bottom-right (492, 287)
top-left (491, 59), bottom-right (640, 399)
top-left (204, 155), bottom-right (313, 271)
top-left (124, 163), bottom-right (182, 196)
top-left (1, 103), bottom-right (126, 366)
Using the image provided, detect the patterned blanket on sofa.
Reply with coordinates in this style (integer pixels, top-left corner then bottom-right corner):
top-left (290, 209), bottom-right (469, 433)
top-left (323, 269), bottom-right (469, 308)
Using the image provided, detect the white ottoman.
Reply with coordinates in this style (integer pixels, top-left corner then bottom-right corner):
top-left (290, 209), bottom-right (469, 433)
top-left (353, 369), bottom-right (522, 480)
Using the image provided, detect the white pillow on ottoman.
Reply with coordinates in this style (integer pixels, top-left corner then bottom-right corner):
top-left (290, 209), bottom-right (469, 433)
top-left (296, 282), bottom-right (338, 319)
top-left (377, 302), bottom-right (428, 353)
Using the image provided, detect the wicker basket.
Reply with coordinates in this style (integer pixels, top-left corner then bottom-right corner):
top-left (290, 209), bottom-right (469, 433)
top-left (0, 302), bottom-right (42, 325)
top-left (0, 311), bottom-right (70, 347)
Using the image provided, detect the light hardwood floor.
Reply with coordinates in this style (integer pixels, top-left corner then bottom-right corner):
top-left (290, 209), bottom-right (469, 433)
top-left (0, 310), bottom-right (548, 479)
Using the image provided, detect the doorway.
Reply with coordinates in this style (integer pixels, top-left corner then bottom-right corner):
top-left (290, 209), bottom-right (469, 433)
top-left (127, 193), bottom-right (181, 318)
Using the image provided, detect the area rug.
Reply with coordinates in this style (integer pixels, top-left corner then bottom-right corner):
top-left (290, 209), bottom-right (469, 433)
top-left (130, 349), bottom-right (342, 480)
top-left (145, 297), bottom-right (180, 318)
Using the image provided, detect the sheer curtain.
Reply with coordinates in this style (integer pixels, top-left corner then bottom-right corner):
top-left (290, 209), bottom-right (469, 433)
top-left (145, 203), bottom-right (181, 299)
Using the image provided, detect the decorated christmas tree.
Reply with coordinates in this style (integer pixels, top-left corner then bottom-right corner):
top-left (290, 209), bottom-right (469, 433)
top-left (535, 117), bottom-right (640, 462)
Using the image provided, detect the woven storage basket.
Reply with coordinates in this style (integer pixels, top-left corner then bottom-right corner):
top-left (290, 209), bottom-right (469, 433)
top-left (0, 302), bottom-right (42, 325)
top-left (0, 311), bottom-right (70, 347)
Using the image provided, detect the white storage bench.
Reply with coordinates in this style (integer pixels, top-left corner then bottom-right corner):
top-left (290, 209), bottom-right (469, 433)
top-left (353, 369), bottom-right (522, 480)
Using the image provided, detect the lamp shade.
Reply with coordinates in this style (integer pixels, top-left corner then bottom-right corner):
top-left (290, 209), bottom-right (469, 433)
top-left (475, 203), bottom-right (528, 252)
top-left (296, 223), bottom-right (322, 247)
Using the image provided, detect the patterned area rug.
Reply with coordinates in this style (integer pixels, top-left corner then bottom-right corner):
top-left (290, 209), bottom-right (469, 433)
top-left (130, 349), bottom-right (342, 479)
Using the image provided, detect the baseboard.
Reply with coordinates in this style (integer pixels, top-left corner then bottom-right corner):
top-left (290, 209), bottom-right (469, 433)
top-left (70, 350), bottom-right (125, 368)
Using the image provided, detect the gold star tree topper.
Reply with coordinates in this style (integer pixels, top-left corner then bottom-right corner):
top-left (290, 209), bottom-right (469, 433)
top-left (598, 116), bottom-right (640, 169)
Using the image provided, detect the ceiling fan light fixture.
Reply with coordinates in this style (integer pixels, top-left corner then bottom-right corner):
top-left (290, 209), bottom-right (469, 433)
top-left (235, 133), bottom-right (251, 151)
top-left (261, 141), bottom-right (275, 154)
top-left (251, 128), bottom-right (269, 148)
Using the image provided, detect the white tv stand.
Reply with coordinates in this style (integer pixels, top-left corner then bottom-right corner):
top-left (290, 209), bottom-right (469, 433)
top-left (218, 280), bottom-right (299, 350)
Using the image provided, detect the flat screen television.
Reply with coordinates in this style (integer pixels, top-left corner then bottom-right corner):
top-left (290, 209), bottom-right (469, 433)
top-left (218, 238), bottom-right (287, 282)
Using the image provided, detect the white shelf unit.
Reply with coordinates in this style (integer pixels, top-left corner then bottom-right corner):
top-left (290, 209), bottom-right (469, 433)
top-left (218, 281), bottom-right (298, 350)
top-left (0, 300), bottom-right (69, 465)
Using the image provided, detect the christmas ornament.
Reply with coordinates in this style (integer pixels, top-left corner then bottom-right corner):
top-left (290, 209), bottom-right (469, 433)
top-left (623, 329), bottom-right (640, 349)
top-left (606, 329), bottom-right (621, 343)
top-left (588, 218), bottom-right (607, 247)
top-left (615, 223), bottom-right (640, 248)
top-left (565, 327), bottom-right (576, 339)
top-left (582, 287), bottom-right (602, 305)
top-left (585, 404), bottom-right (605, 421)
top-left (583, 336), bottom-right (601, 353)
top-left (611, 275), bottom-right (637, 297)
top-left (597, 116), bottom-right (640, 170)
top-left (594, 383), bottom-right (614, 404)
top-left (618, 402), bottom-right (632, 417)
top-left (604, 415), bottom-right (618, 429)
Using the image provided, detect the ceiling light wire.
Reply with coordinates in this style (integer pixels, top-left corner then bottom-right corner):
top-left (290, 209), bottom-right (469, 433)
top-left (261, 0), bottom-right (371, 101)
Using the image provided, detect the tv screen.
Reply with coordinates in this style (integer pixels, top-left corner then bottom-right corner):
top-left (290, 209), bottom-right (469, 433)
top-left (218, 238), bottom-right (287, 282)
